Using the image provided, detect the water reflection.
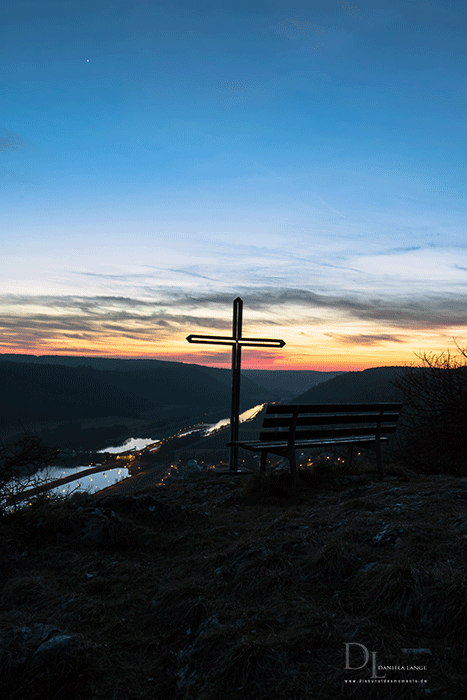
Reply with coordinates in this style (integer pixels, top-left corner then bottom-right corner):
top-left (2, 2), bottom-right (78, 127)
top-left (98, 437), bottom-right (158, 454)
top-left (6, 403), bottom-right (266, 510)
top-left (204, 403), bottom-right (265, 435)
top-left (6, 465), bottom-right (131, 510)
top-left (98, 403), bottom-right (265, 448)
top-left (45, 466), bottom-right (131, 496)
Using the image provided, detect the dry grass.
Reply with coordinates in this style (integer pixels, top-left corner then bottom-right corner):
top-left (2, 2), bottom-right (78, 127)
top-left (1, 465), bottom-right (467, 698)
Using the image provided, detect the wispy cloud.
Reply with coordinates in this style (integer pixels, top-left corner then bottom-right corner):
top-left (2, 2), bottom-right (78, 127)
top-left (160, 288), bottom-right (467, 332)
top-left (0, 294), bottom-right (237, 354)
top-left (388, 246), bottom-right (423, 253)
top-left (167, 268), bottom-right (217, 281)
top-left (3, 289), bottom-right (467, 344)
top-left (326, 333), bottom-right (405, 346)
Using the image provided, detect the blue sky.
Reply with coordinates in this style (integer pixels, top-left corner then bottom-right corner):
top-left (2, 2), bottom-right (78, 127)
top-left (2, 0), bottom-right (466, 369)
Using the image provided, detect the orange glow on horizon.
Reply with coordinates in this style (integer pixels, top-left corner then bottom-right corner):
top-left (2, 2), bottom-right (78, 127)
top-left (3, 291), bottom-right (466, 373)
top-left (1, 345), bottom-right (413, 372)
top-left (4, 326), bottom-right (465, 372)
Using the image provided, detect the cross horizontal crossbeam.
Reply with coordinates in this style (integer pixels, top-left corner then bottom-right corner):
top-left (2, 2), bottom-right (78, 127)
top-left (187, 334), bottom-right (285, 348)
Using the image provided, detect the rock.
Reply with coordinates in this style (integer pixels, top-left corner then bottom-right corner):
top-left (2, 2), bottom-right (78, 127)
top-left (95, 493), bottom-right (206, 522)
top-left (0, 624), bottom-right (82, 672)
top-left (80, 516), bottom-right (106, 544)
top-left (31, 632), bottom-right (81, 668)
top-left (372, 526), bottom-right (405, 547)
top-left (176, 615), bottom-right (221, 693)
top-left (186, 470), bottom-right (204, 480)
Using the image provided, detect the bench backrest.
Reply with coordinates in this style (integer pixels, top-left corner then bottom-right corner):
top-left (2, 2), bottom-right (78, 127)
top-left (259, 403), bottom-right (403, 443)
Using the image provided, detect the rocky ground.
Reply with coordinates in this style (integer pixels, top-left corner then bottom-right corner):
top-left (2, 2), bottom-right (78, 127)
top-left (1, 461), bottom-right (466, 699)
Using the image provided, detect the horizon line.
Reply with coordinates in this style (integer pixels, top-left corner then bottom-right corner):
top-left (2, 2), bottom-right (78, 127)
top-left (0, 350), bottom-right (410, 373)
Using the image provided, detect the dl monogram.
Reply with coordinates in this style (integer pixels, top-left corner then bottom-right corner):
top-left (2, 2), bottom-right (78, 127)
top-left (344, 643), bottom-right (386, 679)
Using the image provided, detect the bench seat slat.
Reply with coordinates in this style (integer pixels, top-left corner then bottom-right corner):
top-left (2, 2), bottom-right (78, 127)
top-left (265, 402), bottom-right (402, 415)
top-left (229, 434), bottom-right (391, 451)
top-left (260, 425), bottom-right (398, 442)
top-left (263, 413), bottom-right (400, 428)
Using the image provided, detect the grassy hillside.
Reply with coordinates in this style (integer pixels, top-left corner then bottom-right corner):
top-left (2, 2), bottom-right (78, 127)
top-left (0, 466), bottom-right (465, 699)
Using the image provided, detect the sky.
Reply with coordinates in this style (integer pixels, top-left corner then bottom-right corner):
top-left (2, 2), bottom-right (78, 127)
top-left (1, 0), bottom-right (466, 370)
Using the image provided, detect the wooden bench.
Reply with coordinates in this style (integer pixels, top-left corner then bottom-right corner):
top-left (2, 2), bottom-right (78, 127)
top-left (227, 402), bottom-right (402, 482)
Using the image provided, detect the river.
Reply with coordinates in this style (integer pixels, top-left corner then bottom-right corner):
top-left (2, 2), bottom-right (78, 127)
top-left (5, 403), bottom-right (265, 508)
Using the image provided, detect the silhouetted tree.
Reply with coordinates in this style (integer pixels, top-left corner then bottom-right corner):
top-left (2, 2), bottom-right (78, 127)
top-left (0, 435), bottom-right (58, 514)
top-left (393, 344), bottom-right (467, 475)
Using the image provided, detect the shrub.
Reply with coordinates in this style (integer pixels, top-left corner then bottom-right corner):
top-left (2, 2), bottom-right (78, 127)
top-left (393, 344), bottom-right (467, 475)
top-left (0, 435), bottom-right (58, 515)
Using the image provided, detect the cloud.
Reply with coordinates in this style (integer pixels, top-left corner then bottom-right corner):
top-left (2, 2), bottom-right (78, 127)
top-left (388, 246), bottom-right (423, 253)
top-left (167, 268), bottom-right (217, 281)
top-left (326, 333), bottom-right (405, 346)
top-left (157, 287), bottom-right (467, 331)
top-left (76, 267), bottom-right (219, 286)
top-left (335, 295), bottom-right (467, 330)
top-left (0, 294), bottom-right (237, 354)
top-left (2, 288), bottom-right (467, 356)
top-left (2, 294), bottom-right (159, 311)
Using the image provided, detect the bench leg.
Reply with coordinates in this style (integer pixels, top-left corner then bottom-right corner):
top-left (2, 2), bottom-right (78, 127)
top-left (260, 451), bottom-right (268, 474)
top-left (375, 441), bottom-right (384, 478)
top-left (288, 449), bottom-right (298, 484)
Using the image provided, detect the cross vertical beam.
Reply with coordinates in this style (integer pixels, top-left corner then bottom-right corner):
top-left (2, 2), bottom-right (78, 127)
top-left (187, 297), bottom-right (285, 471)
top-left (230, 297), bottom-right (243, 473)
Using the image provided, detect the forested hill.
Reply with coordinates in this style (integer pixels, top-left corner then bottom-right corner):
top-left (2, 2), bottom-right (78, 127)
top-left (0, 355), bottom-right (343, 406)
top-left (0, 358), bottom-right (266, 430)
top-left (243, 369), bottom-right (342, 398)
top-left (1, 354), bottom-right (393, 449)
top-left (291, 366), bottom-right (408, 404)
top-left (0, 354), bottom-right (200, 372)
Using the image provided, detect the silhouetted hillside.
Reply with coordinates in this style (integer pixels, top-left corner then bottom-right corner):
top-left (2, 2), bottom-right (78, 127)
top-left (0, 354), bottom-right (180, 371)
top-left (292, 366), bottom-right (408, 404)
top-left (1, 355), bottom-right (411, 451)
top-left (243, 369), bottom-right (342, 397)
top-left (0, 355), bottom-right (339, 397)
top-left (0, 355), bottom-right (268, 403)
top-left (0, 358), bottom-right (267, 436)
top-left (0, 361), bottom-right (155, 427)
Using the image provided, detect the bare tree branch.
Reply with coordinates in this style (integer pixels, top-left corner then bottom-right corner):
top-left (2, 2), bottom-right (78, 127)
top-left (393, 347), bottom-right (467, 475)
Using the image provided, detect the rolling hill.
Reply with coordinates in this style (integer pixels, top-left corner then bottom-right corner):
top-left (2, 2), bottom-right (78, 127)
top-left (1, 355), bottom-right (408, 451)
top-left (0, 356), bottom-right (268, 447)
top-left (0, 358), bottom-right (269, 424)
top-left (291, 366), bottom-right (408, 404)
top-left (243, 369), bottom-right (342, 398)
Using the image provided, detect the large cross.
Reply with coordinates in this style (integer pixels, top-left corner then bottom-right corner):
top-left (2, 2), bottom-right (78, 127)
top-left (187, 297), bottom-right (285, 471)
